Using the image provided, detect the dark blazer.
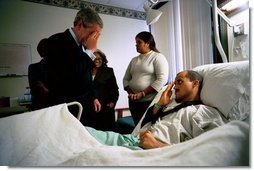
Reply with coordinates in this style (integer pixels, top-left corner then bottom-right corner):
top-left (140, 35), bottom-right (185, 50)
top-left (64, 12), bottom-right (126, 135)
top-left (44, 29), bottom-right (96, 125)
top-left (93, 67), bottom-right (119, 107)
top-left (45, 29), bottom-right (96, 106)
top-left (93, 67), bottom-right (119, 131)
top-left (28, 59), bottom-right (48, 110)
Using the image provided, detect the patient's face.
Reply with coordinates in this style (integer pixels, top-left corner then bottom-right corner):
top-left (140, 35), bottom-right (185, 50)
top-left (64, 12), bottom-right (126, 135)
top-left (174, 71), bottom-right (195, 103)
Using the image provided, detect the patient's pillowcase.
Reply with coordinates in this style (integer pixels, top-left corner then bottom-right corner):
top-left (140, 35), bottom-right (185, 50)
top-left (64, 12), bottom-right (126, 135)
top-left (193, 61), bottom-right (249, 122)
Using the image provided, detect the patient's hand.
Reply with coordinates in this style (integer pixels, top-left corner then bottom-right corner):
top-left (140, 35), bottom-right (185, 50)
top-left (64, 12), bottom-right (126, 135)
top-left (138, 131), bottom-right (168, 149)
top-left (157, 82), bottom-right (174, 106)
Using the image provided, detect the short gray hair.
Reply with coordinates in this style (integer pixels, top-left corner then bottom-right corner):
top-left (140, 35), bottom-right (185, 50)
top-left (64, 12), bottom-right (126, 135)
top-left (186, 70), bottom-right (203, 94)
top-left (74, 8), bottom-right (103, 28)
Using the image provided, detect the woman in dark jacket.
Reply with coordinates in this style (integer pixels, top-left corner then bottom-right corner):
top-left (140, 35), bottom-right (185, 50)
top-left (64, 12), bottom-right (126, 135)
top-left (28, 38), bottom-right (49, 110)
top-left (91, 49), bottom-right (119, 131)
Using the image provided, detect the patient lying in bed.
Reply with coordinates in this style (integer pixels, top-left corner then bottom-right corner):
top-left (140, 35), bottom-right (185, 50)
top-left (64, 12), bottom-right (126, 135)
top-left (86, 70), bottom-right (226, 150)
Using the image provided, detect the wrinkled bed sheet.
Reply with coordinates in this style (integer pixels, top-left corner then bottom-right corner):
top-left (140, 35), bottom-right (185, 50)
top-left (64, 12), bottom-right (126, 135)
top-left (0, 103), bottom-right (249, 166)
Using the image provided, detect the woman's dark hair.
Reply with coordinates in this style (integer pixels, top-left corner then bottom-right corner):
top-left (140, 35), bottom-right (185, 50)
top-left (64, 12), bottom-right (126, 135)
top-left (94, 49), bottom-right (108, 67)
top-left (186, 70), bottom-right (203, 94)
top-left (135, 31), bottom-right (159, 53)
top-left (37, 38), bottom-right (48, 58)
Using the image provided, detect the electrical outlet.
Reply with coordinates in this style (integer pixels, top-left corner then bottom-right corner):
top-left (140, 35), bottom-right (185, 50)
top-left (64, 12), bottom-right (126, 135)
top-left (233, 23), bottom-right (244, 37)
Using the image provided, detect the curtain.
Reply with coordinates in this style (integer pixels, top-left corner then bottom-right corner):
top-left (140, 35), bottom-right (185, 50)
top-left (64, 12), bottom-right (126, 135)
top-left (151, 0), bottom-right (213, 79)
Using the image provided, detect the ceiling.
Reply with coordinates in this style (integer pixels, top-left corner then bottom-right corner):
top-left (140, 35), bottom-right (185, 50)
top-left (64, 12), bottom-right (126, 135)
top-left (81, 0), bottom-right (148, 12)
top-left (80, 0), bottom-right (247, 13)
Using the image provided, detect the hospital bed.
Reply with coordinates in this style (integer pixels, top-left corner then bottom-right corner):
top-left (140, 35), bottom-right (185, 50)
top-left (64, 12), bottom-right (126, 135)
top-left (0, 60), bottom-right (249, 166)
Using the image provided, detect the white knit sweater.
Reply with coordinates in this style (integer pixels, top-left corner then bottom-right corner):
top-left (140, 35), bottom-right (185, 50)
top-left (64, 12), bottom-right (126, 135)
top-left (123, 50), bottom-right (169, 102)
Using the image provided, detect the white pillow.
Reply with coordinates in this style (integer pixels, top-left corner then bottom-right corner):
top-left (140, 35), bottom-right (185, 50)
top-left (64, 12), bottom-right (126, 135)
top-left (193, 61), bottom-right (250, 121)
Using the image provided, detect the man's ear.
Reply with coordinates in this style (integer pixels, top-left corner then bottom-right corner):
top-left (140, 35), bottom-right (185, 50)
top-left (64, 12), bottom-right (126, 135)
top-left (77, 20), bottom-right (83, 28)
top-left (192, 80), bottom-right (199, 88)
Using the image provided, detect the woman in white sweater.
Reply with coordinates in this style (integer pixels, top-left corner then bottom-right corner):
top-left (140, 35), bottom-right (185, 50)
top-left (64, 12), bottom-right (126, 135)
top-left (123, 31), bottom-right (169, 126)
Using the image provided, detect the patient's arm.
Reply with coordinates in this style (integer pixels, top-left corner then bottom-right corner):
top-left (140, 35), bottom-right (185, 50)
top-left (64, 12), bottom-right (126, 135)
top-left (152, 82), bottom-right (174, 114)
top-left (138, 131), bottom-right (169, 149)
top-left (157, 82), bottom-right (174, 106)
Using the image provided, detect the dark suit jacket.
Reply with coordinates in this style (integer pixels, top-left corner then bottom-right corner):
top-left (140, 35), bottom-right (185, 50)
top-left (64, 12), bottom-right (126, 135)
top-left (45, 29), bottom-right (96, 107)
top-left (28, 59), bottom-right (48, 110)
top-left (93, 67), bottom-right (119, 131)
top-left (93, 67), bottom-right (119, 108)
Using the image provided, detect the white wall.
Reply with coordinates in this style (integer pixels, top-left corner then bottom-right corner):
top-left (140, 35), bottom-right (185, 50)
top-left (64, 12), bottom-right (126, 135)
top-left (0, 0), bottom-right (149, 108)
top-left (227, 9), bottom-right (249, 62)
top-left (151, 0), bottom-right (176, 81)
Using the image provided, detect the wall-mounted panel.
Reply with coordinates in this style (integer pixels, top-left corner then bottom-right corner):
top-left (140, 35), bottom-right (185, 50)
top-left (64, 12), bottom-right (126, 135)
top-left (0, 43), bottom-right (31, 77)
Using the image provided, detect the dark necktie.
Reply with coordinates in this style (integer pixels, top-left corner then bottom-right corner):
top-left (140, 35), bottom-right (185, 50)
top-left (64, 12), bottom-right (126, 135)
top-left (141, 100), bottom-right (203, 127)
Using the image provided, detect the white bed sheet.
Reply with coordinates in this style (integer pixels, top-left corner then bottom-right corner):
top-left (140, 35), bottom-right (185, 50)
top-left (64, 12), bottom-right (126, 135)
top-left (0, 103), bottom-right (249, 166)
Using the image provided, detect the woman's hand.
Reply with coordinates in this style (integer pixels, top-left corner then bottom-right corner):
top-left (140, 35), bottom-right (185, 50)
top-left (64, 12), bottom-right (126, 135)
top-left (93, 98), bottom-right (101, 112)
top-left (128, 92), bottom-right (144, 101)
top-left (106, 102), bottom-right (115, 109)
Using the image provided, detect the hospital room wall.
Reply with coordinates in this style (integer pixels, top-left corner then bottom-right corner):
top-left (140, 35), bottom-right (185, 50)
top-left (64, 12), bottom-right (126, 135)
top-left (0, 0), bottom-right (149, 109)
top-left (227, 9), bottom-right (250, 62)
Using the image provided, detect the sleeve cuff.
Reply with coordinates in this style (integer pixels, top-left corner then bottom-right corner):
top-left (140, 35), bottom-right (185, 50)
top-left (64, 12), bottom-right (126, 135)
top-left (85, 49), bottom-right (96, 61)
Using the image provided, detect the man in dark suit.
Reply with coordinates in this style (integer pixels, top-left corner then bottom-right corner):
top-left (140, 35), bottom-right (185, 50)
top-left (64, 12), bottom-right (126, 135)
top-left (43, 8), bottom-right (103, 126)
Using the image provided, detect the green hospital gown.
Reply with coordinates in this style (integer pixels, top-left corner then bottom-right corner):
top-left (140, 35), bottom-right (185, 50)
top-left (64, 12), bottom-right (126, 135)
top-left (86, 127), bottom-right (142, 150)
